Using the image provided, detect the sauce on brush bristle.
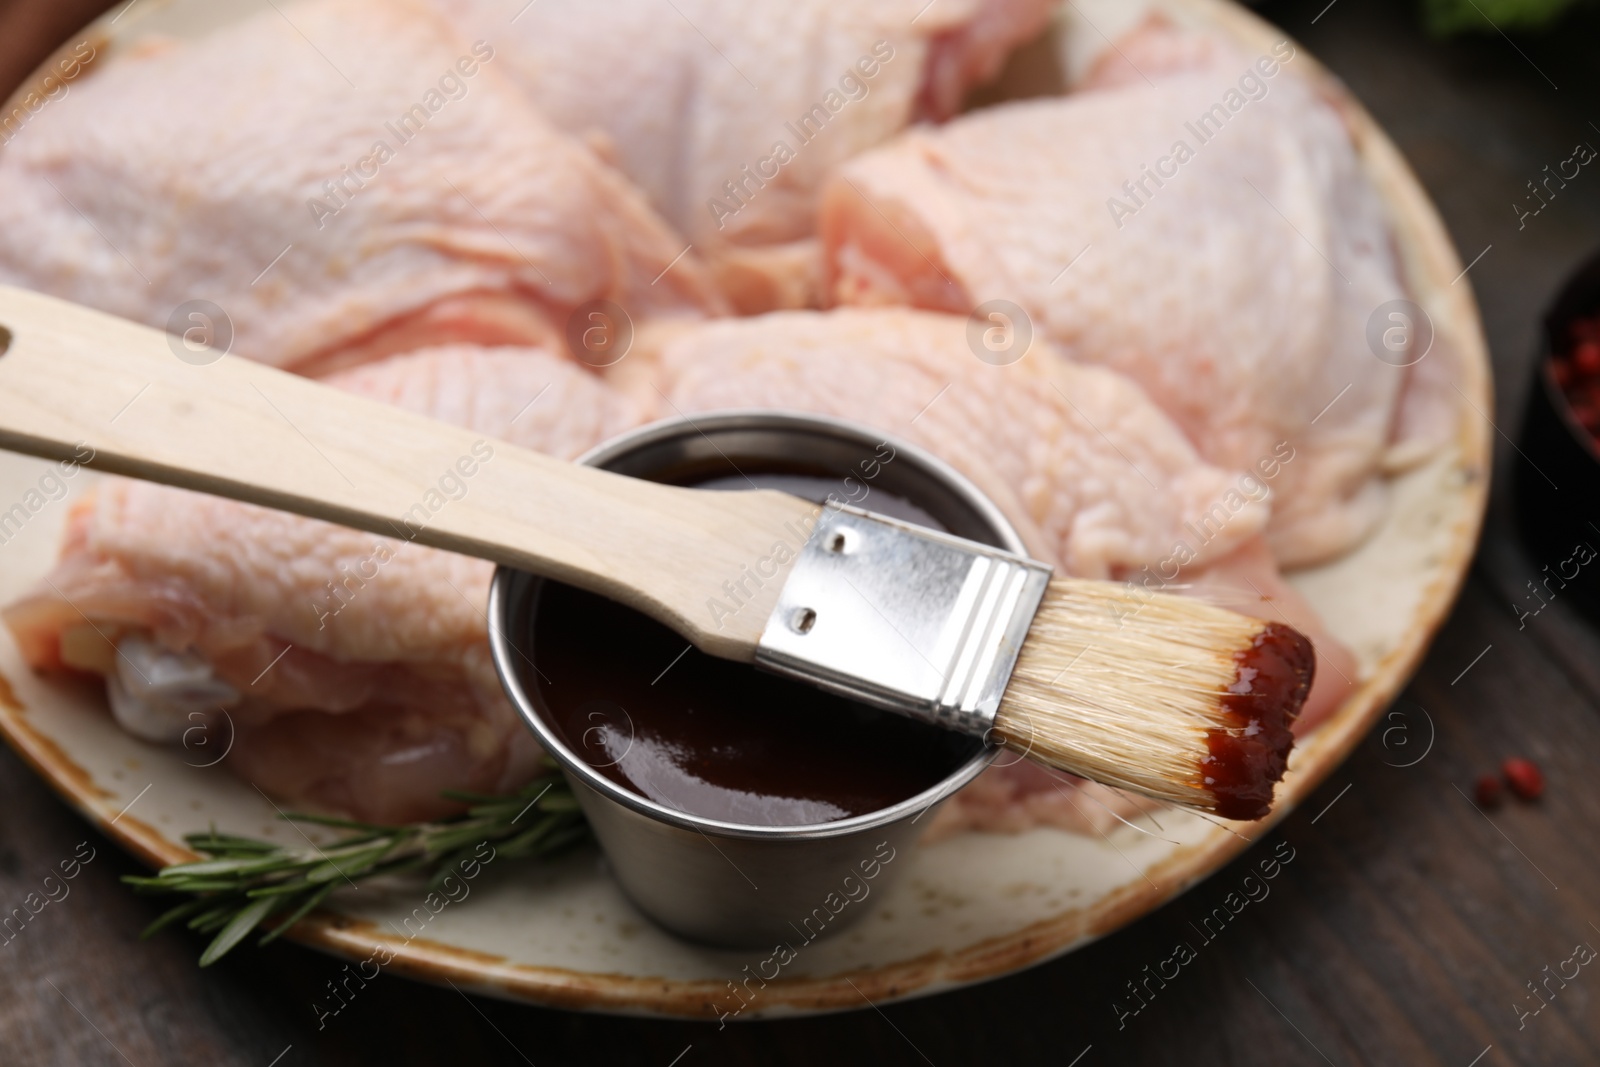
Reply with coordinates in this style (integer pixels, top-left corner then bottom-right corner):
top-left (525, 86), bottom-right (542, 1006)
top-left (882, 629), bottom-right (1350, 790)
top-left (1202, 623), bottom-right (1315, 820)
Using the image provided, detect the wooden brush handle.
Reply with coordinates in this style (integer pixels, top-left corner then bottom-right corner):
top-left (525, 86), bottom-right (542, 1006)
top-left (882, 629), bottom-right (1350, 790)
top-left (0, 286), bottom-right (817, 660)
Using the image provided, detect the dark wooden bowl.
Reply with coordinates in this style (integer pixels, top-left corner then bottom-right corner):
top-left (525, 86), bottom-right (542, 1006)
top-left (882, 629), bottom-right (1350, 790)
top-left (1515, 247), bottom-right (1600, 624)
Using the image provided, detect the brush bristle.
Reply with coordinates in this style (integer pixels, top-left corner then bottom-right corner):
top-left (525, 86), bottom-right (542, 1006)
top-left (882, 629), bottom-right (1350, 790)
top-left (994, 577), bottom-right (1314, 820)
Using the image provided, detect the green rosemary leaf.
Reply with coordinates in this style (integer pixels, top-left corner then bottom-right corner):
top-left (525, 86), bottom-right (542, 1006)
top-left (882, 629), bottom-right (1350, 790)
top-left (492, 817), bottom-right (562, 860)
top-left (182, 833), bottom-right (282, 854)
top-left (425, 846), bottom-right (480, 892)
top-left (364, 853), bottom-right (434, 881)
top-left (304, 840), bottom-right (400, 884)
top-left (417, 824), bottom-right (498, 857)
top-left (200, 897), bottom-right (276, 967)
top-left (245, 878), bottom-right (316, 898)
top-left (194, 909), bottom-right (242, 935)
top-left (307, 831), bottom-right (393, 850)
top-left (135, 777), bottom-right (591, 965)
top-left (186, 901), bottom-right (244, 932)
top-left (153, 878), bottom-right (271, 894)
top-left (256, 883), bottom-right (338, 948)
top-left (122, 875), bottom-right (176, 889)
top-left (140, 898), bottom-right (214, 939)
top-left (160, 856), bottom-right (294, 878)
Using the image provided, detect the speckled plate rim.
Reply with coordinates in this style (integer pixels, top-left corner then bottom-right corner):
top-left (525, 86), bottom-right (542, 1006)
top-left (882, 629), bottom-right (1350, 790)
top-left (0, 0), bottom-right (1492, 1019)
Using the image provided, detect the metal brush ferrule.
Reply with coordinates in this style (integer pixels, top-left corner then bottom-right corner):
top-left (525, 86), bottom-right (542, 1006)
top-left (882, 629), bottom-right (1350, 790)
top-left (754, 505), bottom-right (1052, 736)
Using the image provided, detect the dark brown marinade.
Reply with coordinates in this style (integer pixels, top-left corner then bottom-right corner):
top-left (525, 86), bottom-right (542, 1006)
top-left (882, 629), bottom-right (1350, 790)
top-left (528, 472), bottom-right (979, 826)
top-left (1201, 623), bottom-right (1315, 821)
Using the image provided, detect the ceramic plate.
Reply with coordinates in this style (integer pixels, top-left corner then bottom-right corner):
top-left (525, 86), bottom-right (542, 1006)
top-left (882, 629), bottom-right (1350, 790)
top-left (0, 0), bottom-right (1491, 1018)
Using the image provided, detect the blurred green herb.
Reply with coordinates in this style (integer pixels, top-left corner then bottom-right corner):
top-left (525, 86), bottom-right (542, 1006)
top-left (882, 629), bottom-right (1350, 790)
top-left (123, 772), bottom-right (588, 966)
top-left (1421, 0), bottom-right (1591, 35)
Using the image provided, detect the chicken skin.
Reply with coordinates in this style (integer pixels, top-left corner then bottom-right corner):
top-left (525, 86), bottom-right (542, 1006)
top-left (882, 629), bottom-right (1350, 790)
top-left (3, 346), bottom-right (648, 823)
top-left (821, 23), bottom-right (1417, 567)
top-left (428, 0), bottom-right (1055, 310)
top-left (617, 307), bottom-right (1357, 731)
top-left (619, 307), bottom-right (1358, 834)
top-left (0, 0), bottom-right (723, 376)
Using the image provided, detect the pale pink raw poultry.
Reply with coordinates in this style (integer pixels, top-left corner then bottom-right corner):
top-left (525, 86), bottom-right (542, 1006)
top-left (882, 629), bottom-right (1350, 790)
top-left (618, 308), bottom-right (1270, 577)
top-left (0, 0), bottom-right (722, 376)
top-left (821, 23), bottom-right (1418, 568)
top-left (3, 346), bottom-right (648, 824)
top-left (615, 308), bottom-right (1359, 832)
top-left (427, 0), bottom-right (1055, 311)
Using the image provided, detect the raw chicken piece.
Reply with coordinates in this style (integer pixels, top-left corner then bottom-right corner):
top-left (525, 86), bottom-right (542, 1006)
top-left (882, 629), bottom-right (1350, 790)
top-left (1081, 2), bottom-right (1449, 482)
top-left (427, 0), bottom-right (1055, 310)
top-left (617, 308), bottom-right (1356, 738)
top-left (922, 762), bottom-right (1160, 841)
top-left (619, 307), bottom-right (1270, 578)
top-left (621, 309), bottom-right (1358, 834)
top-left (3, 346), bottom-right (649, 823)
top-left (0, 0), bottom-right (723, 376)
top-left (1078, 14), bottom-right (1244, 90)
top-left (821, 25), bottom-right (1416, 567)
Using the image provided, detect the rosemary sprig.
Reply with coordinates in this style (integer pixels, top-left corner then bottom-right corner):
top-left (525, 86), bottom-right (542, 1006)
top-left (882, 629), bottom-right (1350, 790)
top-left (123, 772), bottom-right (589, 966)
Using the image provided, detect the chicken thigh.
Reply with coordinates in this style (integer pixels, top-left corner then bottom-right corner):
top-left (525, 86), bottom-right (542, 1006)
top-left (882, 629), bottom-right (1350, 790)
top-left (617, 307), bottom-right (1356, 727)
top-left (428, 0), bottom-right (1055, 310)
top-left (0, 0), bottom-right (723, 376)
top-left (620, 307), bottom-right (1268, 576)
top-left (821, 24), bottom-right (1415, 567)
top-left (3, 346), bottom-right (648, 823)
top-left (619, 307), bottom-right (1357, 834)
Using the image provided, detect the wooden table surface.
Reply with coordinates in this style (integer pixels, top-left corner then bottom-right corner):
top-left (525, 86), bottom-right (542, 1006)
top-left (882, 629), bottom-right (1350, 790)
top-left (2, 0), bottom-right (1599, 1064)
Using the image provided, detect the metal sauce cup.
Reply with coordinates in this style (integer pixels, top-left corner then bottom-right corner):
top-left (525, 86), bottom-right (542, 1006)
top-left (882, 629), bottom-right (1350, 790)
top-left (488, 411), bottom-right (1023, 948)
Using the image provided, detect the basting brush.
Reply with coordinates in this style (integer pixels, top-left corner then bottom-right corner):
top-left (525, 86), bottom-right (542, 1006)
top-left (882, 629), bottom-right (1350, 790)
top-left (0, 286), bottom-right (1312, 819)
